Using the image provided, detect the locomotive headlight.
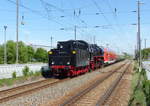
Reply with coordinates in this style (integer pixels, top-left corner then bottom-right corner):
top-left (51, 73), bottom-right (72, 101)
top-left (49, 51), bottom-right (53, 54)
top-left (51, 62), bottom-right (54, 64)
top-left (72, 50), bottom-right (76, 54)
top-left (67, 62), bottom-right (70, 65)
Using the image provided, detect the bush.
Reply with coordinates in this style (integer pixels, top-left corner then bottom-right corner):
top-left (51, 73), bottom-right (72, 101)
top-left (22, 66), bottom-right (30, 76)
top-left (29, 71), bottom-right (34, 76)
top-left (12, 71), bottom-right (17, 78)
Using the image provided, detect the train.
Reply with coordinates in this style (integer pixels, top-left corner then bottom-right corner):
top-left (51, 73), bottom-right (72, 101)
top-left (41, 40), bottom-right (118, 78)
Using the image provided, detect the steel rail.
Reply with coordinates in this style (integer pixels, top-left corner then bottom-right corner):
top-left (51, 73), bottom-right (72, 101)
top-left (0, 60), bottom-right (125, 104)
top-left (60, 62), bottom-right (128, 106)
top-left (0, 78), bottom-right (69, 103)
top-left (96, 62), bottom-right (131, 106)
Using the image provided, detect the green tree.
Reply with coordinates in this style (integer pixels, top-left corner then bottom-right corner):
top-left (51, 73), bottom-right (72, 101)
top-left (7, 40), bottom-right (16, 64)
top-left (27, 46), bottom-right (35, 62)
top-left (0, 40), bottom-right (48, 64)
top-left (122, 52), bottom-right (132, 59)
top-left (18, 41), bottom-right (28, 63)
top-left (141, 48), bottom-right (150, 60)
top-left (34, 48), bottom-right (48, 62)
top-left (0, 45), bottom-right (4, 64)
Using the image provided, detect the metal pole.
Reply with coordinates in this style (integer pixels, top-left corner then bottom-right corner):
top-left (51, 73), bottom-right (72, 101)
top-left (4, 26), bottom-right (7, 64)
top-left (50, 36), bottom-right (53, 49)
top-left (137, 32), bottom-right (139, 51)
top-left (136, 32), bottom-right (139, 62)
top-left (74, 25), bottom-right (76, 40)
top-left (16, 0), bottom-right (19, 64)
top-left (94, 36), bottom-right (95, 44)
top-left (135, 45), bottom-right (137, 59)
top-left (144, 39), bottom-right (146, 48)
top-left (137, 0), bottom-right (142, 71)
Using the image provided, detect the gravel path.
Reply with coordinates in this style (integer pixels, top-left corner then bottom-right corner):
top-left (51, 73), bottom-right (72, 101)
top-left (0, 61), bottom-right (125, 106)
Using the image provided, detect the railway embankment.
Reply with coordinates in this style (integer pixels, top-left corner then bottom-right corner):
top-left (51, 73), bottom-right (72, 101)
top-left (129, 62), bottom-right (150, 106)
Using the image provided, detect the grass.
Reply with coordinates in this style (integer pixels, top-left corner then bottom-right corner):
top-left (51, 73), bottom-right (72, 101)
top-left (129, 61), bottom-right (149, 106)
top-left (132, 89), bottom-right (147, 106)
top-left (129, 72), bottom-right (147, 106)
top-left (0, 66), bottom-right (42, 87)
top-left (0, 71), bottom-right (41, 87)
top-left (0, 77), bottom-right (24, 86)
top-left (131, 72), bottom-right (139, 90)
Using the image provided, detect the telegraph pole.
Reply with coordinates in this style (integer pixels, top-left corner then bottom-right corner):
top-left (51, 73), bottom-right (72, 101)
top-left (50, 36), bottom-right (53, 49)
top-left (93, 36), bottom-right (96, 44)
top-left (135, 45), bottom-right (137, 59)
top-left (136, 32), bottom-right (139, 62)
top-left (4, 26), bottom-right (7, 64)
top-left (137, 0), bottom-right (142, 71)
top-left (144, 39), bottom-right (147, 48)
top-left (16, 0), bottom-right (19, 64)
top-left (74, 25), bottom-right (76, 40)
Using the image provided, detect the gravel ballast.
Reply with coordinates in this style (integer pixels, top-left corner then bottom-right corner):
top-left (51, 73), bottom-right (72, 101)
top-left (0, 61), bottom-right (125, 106)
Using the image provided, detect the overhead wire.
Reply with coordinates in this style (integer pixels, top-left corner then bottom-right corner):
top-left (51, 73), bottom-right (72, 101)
top-left (104, 0), bottom-right (138, 52)
top-left (40, 0), bottom-right (88, 40)
top-left (39, 0), bottom-right (82, 27)
top-left (6, 0), bottom-right (71, 27)
top-left (91, 0), bottom-right (112, 26)
top-left (91, 0), bottom-right (130, 43)
top-left (6, 0), bottom-right (85, 44)
top-left (70, 3), bottom-right (88, 27)
top-left (6, 0), bottom-right (145, 49)
top-left (66, 0), bottom-right (92, 40)
top-left (91, 0), bottom-right (133, 51)
top-left (103, 0), bottom-right (127, 36)
top-left (40, 0), bottom-right (64, 12)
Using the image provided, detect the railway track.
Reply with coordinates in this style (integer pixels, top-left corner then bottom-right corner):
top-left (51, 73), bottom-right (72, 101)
top-left (0, 78), bottom-right (69, 103)
top-left (60, 61), bottom-right (131, 106)
top-left (96, 62), bottom-right (132, 106)
top-left (0, 60), bottom-right (125, 104)
top-left (101, 62), bottom-right (133, 106)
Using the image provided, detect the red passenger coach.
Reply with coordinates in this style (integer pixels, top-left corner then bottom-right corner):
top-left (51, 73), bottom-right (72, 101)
top-left (104, 48), bottom-right (117, 64)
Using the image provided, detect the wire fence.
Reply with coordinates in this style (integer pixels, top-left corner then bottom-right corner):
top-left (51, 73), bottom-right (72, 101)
top-left (0, 63), bottom-right (47, 79)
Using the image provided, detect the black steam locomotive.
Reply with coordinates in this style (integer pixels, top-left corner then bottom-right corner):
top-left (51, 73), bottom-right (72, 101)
top-left (41, 40), bottom-right (104, 78)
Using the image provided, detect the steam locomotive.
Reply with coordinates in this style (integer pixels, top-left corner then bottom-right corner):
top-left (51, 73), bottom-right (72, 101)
top-left (41, 40), bottom-right (117, 78)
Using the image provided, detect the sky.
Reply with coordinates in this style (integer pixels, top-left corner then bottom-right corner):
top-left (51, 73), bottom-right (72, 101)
top-left (0, 0), bottom-right (150, 54)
